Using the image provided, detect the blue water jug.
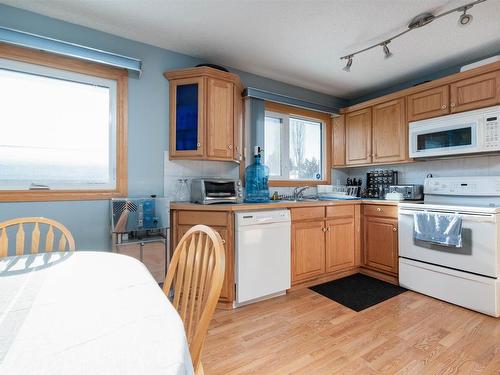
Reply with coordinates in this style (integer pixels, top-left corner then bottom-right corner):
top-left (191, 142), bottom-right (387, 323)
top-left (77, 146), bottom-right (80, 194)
top-left (244, 147), bottom-right (270, 203)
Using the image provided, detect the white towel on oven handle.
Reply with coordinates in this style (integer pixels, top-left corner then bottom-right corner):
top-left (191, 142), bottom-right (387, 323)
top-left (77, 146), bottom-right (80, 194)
top-left (413, 211), bottom-right (463, 248)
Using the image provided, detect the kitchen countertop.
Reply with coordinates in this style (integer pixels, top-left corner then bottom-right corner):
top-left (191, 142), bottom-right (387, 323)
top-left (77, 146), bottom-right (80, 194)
top-left (170, 199), bottom-right (422, 211)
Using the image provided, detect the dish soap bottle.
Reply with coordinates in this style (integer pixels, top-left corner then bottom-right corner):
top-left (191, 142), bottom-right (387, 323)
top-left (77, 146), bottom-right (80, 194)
top-left (244, 146), bottom-right (270, 203)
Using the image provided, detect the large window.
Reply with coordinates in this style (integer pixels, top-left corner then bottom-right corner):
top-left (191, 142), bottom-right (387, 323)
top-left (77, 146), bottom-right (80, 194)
top-left (264, 103), bottom-right (329, 184)
top-left (0, 45), bottom-right (127, 201)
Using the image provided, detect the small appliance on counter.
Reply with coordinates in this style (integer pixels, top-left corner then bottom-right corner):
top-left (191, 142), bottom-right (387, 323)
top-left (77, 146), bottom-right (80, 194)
top-left (191, 178), bottom-right (243, 204)
top-left (244, 146), bottom-right (270, 203)
top-left (365, 170), bottom-right (398, 199)
top-left (388, 184), bottom-right (423, 200)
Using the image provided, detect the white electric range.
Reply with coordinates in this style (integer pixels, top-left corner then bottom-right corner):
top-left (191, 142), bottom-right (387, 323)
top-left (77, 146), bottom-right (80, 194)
top-left (398, 176), bottom-right (500, 317)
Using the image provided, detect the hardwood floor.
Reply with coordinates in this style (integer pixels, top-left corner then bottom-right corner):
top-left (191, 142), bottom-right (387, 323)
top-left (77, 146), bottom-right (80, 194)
top-left (202, 288), bottom-right (500, 374)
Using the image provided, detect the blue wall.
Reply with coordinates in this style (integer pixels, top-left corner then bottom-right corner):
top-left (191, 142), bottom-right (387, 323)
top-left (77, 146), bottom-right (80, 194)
top-left (0, 4), bottom-right (344, 250)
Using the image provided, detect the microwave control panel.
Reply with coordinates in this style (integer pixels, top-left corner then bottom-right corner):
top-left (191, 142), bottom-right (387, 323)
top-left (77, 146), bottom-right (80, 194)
top-left (484, 116), bottom-right (499, 149)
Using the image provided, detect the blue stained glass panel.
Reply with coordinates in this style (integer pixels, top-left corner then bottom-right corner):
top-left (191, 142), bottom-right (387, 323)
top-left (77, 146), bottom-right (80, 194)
top-left (175, 83), bottom-right (199, 151)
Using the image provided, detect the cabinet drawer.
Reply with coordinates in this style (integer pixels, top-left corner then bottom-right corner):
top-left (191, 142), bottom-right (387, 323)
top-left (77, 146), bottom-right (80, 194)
top-left (326, 205), bottom-right (355, 218)
top-left (177, 210), bottom-right (228, 226)
top-left (363, 204), bottom-right (397, 218)
top-left (291, 207), bottom-right (325, 221)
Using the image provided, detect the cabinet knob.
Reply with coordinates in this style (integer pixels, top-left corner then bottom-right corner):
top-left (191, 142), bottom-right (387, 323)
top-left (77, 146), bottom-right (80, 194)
top-left (441, 104), bottom-right (447, 110)
top-left (221, 239), bottom-right (226, 244)
top-left (376, 207), bottom-right (383, 212)
top-left (197, 142), bottom-right (201, 148)
top-left (322, 227), bottom-right (327, 232)
top-left (450, 102), bottom-right (456, 108)
top-left (327, 227), bottom-right (331, 232)
top-left (392, 227), bottom-right (397, 232)
top-left (228, 144), bottom-right (233, 150)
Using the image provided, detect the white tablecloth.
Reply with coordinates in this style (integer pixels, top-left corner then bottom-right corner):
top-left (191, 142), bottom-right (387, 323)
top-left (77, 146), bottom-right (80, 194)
top-left (0, 251), bottom-right (194, 375)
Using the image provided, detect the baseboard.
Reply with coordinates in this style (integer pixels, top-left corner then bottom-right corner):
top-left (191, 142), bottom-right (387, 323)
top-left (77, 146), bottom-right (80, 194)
top-left (359, 267), bottom-right (399, 285)
top-left (290, 267), bottom-right (359, 290)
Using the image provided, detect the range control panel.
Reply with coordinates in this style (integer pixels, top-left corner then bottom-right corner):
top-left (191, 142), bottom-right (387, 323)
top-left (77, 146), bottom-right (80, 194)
top-left (424, 176), bottom-right (500, 196)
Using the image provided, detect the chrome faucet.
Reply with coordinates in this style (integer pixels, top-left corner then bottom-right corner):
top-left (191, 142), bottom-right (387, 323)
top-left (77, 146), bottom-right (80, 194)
top-left (293, 186), bottom-right (309, 201)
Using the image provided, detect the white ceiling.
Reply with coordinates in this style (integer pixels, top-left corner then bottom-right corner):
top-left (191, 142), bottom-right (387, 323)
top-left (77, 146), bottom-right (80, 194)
top-left (2, 0), bottom-right (500, 99)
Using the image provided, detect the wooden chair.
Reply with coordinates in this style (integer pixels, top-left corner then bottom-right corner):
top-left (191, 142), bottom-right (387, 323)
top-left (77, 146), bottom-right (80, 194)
top-left (0, 217), bottom-right (76, 257)
top-left (163, 225), bottom-right (225, 375)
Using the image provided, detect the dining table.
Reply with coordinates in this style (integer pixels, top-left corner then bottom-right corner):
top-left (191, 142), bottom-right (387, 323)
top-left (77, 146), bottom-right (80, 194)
top-left (0, 251), bottom-right (194, 375)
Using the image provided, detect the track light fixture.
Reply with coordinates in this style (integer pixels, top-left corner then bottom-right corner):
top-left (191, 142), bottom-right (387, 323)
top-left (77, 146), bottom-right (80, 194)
top-left (343, 56), bottom-right (353, 72)
top-left (340, 0), bottom-right (487, 72)
top-left (382, 41), bottom-right (393, 59)
top-left (458, 7), bottom-right (474, 26)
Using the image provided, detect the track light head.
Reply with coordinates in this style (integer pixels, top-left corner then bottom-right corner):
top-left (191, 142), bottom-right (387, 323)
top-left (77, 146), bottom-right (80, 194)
top-left (343, 56), bottom-right (353, 72)
top-left (458, 8), bottom-right (473, 26)
top-left (382, 42), bottom-right (393, 59)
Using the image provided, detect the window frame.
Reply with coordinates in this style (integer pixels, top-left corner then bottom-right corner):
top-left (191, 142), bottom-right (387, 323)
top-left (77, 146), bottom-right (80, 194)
top-left (264, 102), bottom-right (332, 187)
top-left (0, 44), bottom-right (128, 202)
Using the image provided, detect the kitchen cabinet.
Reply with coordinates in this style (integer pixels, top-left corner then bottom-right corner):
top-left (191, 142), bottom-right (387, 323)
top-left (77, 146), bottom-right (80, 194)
top-left (449, 70), bottom-right (500, 113)
top-left (165, 67), bottom-right (243, 161)
top-left (168, 77), bottom-right (205, 157)
top-left (172, 210), bottom-right (234, 305)
top-left (325, 217), bottom-right (355, 272)
top-left (407, 86), bottom-right (450, 122)
top-left (346, 108), bottom-right (372, 165)
top-left (207, 78), bottom-right (234, 158)
top-left (291, 220), bottom-right (326, 283)
top-left (372, 98), bottom-right (407, 163)
top-left (362, 205), bottom-right (398, 275)
top-left (291, 205), bottom-right (357, 285)
top-left (332, 115), bottom-right (346, 166)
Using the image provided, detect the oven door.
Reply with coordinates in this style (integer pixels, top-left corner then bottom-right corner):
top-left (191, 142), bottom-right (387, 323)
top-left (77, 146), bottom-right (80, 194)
top-left (398, 207), bottom-right (499, 277)
top-left (409, 120), bottom-right (478, 158)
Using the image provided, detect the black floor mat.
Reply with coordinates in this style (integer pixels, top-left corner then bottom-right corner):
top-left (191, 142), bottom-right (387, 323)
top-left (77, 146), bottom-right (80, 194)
top-left (309, 273), bottom-right (407, 312)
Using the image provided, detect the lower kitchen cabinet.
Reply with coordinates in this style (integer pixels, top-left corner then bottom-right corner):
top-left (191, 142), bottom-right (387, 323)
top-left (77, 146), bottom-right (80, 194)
top-left (172, 210), bottom-right (234, 305)
top-left (326, 218), bottom-right (355, 273)
top-left (291, 220), bottom-right (326, 283)
top-left (291, 206), bottom-right (358, 285)
top-left (363, 215), bottom-right (398, 275)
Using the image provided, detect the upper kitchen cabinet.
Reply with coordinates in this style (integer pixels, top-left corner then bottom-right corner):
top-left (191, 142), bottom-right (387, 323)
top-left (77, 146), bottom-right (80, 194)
top-left (407, 85), bottom-right (449, 122)
top-left (332, 115), bottom-right (346, 167)
top-left (449, 71), bottom-right (500, 113)
top-left (372, 98), bottom-right (407, 163)
top-left (164, 67), bottom-right (244, 161)
top-left (345, 108), bottom-right (372, 165)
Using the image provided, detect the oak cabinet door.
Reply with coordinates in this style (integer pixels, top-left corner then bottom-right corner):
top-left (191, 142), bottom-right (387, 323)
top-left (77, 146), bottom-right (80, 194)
top-left (175, 224), bottom-right (233, 302)
top-left (363, 216), bottom-right (398, 274)
top-left (372, 98), bottom-right (407, 163)
top-left (332, 115), bottom-right (346, 166)
top-left (233, 85), bottom-right (243, 161)
top-left (326, 218), bottom-right (355, 272)
top-left (292, 220), bottom-right (326, 284)
top-left (170, 77), bottom-right (205, 157)
top-left (206, 78), bottom-right (234, 159)
top-left (407, 86), bottom-right (449, 122)
top-left (346, 108), bottom-right (372, 165)
top-left (450, 71), bottom-right (500, 113)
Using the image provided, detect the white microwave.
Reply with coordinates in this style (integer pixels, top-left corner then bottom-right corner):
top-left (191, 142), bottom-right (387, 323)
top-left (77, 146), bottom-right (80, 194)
top-left (409, 105), bottom-right (500, 158)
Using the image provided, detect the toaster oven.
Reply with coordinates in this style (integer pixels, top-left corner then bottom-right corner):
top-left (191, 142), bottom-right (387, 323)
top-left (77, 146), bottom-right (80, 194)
top-left (191, 178), bottom-right (243, 204)
top-left (388, 185), bottom-right (423, 200)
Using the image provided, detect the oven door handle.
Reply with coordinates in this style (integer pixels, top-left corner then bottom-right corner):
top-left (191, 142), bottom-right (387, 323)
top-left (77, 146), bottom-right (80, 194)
top-left (399, 209), bottom-right (496, 223)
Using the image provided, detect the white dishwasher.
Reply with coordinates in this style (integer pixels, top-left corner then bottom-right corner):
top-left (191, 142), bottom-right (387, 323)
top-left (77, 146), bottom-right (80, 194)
top-left (235, 209), bottom-right (291, 307)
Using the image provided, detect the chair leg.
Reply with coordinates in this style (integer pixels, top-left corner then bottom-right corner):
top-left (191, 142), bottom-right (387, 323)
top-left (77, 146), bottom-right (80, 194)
top-left (195, 361), bottom-right (204, 375)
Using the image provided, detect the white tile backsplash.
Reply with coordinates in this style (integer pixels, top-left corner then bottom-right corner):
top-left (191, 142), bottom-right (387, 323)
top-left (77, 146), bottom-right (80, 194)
top-left (163, 152), bottom-right (240, 200)
top-left (334, 154), bottom-right (500, 187)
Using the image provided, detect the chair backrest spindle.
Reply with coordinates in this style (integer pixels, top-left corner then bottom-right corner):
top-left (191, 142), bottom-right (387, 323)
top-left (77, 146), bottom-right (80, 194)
top-left (0, 217), bottom-right (75, 257)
